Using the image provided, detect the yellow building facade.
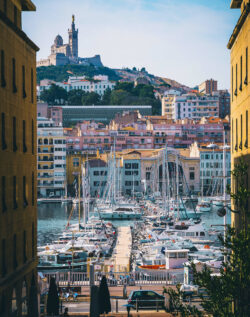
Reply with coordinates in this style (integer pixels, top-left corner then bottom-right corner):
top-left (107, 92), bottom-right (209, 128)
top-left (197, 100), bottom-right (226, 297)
top-left (228, 0), bottom-right (250, 229)
top-left (66, 152), bottom-right (97, 195)
top-left (0, 1), bottom-right (39, 316)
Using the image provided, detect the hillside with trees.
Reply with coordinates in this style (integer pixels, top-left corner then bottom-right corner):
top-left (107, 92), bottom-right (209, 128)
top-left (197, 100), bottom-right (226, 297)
top-left (40, 82), bottom-right (161, 115)
top-left (37, 64), bottom-right (120, 83)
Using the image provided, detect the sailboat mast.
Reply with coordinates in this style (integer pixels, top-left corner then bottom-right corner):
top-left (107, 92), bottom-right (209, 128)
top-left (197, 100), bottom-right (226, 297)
top-left (78, 172), bottom-right (81, 229)
top-left (166, 146), bottom-right (170, 217)
top-left (162, 148), bottom-right (166, 214)
top-left (82, 163), bottom-right (85, 226)
top-left (176, 155), bottom-right (180, 221)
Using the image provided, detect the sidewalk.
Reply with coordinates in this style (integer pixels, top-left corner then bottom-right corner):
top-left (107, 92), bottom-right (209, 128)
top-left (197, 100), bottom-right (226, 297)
top-left (66, 313), bottom-right (172, 316)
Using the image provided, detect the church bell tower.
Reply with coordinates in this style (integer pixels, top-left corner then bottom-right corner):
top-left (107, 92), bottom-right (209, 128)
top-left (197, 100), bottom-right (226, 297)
top-left (68, 14), bottom-right (78, 59)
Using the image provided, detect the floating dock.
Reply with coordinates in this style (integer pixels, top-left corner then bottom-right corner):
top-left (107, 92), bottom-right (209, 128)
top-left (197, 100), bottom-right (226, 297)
top-left (112, 226), bottom-right (132, 272)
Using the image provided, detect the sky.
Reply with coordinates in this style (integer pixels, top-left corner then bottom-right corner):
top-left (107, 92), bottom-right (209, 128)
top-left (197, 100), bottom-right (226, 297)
top-left (23, 0), bottom-right (240, 89)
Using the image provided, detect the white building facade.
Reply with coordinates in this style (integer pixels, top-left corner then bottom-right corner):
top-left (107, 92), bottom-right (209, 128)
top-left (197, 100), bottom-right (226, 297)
top-left (37, 118), bottom-right (67, 197)
top-left (37, 75), bottom-right (115, 99)
top-left (162, 92), bottom-right (219, 120)
top-left (190, 142), bottom-right (231, 195)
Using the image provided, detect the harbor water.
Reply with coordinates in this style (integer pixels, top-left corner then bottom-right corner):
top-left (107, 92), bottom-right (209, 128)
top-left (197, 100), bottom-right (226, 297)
top-left (38, 202), bottom-right (231, 246)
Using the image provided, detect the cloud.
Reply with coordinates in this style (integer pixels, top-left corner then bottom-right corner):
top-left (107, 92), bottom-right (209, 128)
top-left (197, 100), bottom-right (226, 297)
top-left (23, 0), bottom-right (239, 89)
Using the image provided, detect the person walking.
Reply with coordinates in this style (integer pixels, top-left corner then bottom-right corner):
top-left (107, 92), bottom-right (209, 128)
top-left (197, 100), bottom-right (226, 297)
top-left (63, 307), bottom-right (69, 316)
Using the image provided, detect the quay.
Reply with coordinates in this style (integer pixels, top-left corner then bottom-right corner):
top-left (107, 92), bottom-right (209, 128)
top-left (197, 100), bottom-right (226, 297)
top-left (112, 226), bottom-right (132, 272)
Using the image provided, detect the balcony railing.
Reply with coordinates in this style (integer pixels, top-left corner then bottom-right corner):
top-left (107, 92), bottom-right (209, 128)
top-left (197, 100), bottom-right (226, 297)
top-left (38, 158), bottom-right (54, 162)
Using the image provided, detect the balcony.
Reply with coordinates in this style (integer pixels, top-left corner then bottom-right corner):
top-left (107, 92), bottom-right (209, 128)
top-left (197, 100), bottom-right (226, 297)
top-left (38, 149), bottom-right (54, 153)
top-left (38, 165), bottom-right (54, 170)
top-left (38, 157), bottom-right (54, 162)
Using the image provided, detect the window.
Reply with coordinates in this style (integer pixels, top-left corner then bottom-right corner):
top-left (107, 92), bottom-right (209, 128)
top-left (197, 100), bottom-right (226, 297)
top-left (178, 252), bottom-right (186, 258)
top-left (93, 171), bottom-right (99, 176)
top-left (235, 64), bottom-right (238, 96)
top-left (1, 113), bottom-right (7, 150)
top-left (189, 172), bottom-right (195, 180)
top-left (245, 110), bottom-right (248, 148)
top-left (23, 231), bottom-right (27, 263)
top-left (31, 119), bottom-right (34, 154)
top-left (245, 47), bottom-right (248, 85)
top-left (125, 171), bottom-right (131, 175)
top-left (12, 58), bottom-right (17, 93)
top-left (13, 176), bottom-right (17, 209)
top-left (132, 163), bottom-right (139, 169)
top-left (73, 158), bottom-right (79, 167)
top-left (240, 114), bottom-right (243, 150)
top-left (12, 117), bottom-right (17, 152)
top-left (93, 181), bottom-right (100, 186)
top-left (146, 172), bottom-right (150, 180)
top-left (1, 176), bottom-right (7, 212)
top-left (32, 172), bottom-right (34, 206)
top-left (232, 118), bottom-right (234, 153)
top-left (169, 252), bottom-right (177, 258)
top-left (240, 56), bottom-right (243, 91)
top-left (23, 176), bottom-right (28, 207)
top-left (125, 163), bottom-right (131, 169)
top-left (31, 68), bottom-right (34, 103)
top-left (1, 50), bottom-right (6, 87)
top-left (13, 234), bottom-right (17, 269)
top-left (1, 239), bottom-right (6, 277)
top-left (235, 118), bottom-right (238, 151)
top-left (32, 223), bottom-right (35, 258)
top-left (22, 65), bottom-right (26, 98)
top-left (23, 120), bottom-right (27, 153)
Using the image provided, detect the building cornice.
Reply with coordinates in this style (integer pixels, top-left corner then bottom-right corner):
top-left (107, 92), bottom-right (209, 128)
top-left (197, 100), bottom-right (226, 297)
top-left (0, 10), bottom-right (39, 52)
top-left (227, 3), bottom-right (250, 49)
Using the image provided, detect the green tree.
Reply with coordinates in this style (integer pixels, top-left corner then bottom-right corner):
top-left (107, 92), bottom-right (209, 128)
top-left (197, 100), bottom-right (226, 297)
top-left (164, 160), bottom-right (250, 316)
top-left (163, 285), bottom-right (201, 316)
top-left (81, 92), bottom-right (101, 105)
top-left (133, 84), bottom-right (154, 98)
top-left (40, 84), bottom-right (67, 105)
top-left (37, 64), bottom-right (120, 83)
top-left (114, 82), bottom-right (134, 93)
top-left (101, 87), bottom-right (112, 105)
top-left (68, 89), bottom-right (86, 105)
top-left (110, 89), bottom-right (130, 105)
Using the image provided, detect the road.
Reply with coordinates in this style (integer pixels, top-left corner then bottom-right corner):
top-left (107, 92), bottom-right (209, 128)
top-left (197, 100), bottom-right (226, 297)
top-left (63, 299), bottom-right (127, 313)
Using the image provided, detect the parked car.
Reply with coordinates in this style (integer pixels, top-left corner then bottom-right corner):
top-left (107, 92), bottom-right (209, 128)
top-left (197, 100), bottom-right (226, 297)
top-left (180, 284), bottom-right (199, 302)
top-left (128, 290), bottom-right (165, 309)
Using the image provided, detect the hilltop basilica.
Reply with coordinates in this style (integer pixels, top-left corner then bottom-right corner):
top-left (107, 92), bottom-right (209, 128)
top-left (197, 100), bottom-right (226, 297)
top-left (37, 15), bottom-right (103, 67)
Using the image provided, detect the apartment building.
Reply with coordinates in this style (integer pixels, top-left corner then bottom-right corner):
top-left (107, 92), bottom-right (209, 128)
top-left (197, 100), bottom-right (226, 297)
top-left (162, 92), bottom-right (219, 120)
top-left (37, 75), bottom-right (115, 98)
top-left (228, 0), bottom-right (250, 230)
top-left (198, 79), bottom-right (218, 94)
top-left (65, 114), bottom-right (229, 152)
top-left (37, 118), bottom-right (66, 198)
top-left (0, 1), bottom-right (39, 315)
top-left (190, 143), bottom-right (231, 195)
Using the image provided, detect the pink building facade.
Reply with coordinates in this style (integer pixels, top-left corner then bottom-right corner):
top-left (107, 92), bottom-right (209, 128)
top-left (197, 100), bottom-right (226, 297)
top-left (65, 115), bottom-right (230, 153)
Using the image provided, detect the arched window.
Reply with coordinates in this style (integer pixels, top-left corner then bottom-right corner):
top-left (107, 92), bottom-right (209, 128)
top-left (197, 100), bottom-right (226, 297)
top-left (21, 280), bottom-right (28, 316)
top-left (11, 288), bottom-right (17, 313)
top-left (44, 138), bottom-right (48, 145)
